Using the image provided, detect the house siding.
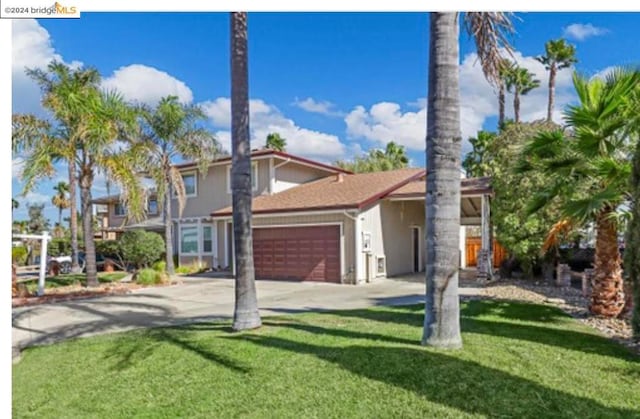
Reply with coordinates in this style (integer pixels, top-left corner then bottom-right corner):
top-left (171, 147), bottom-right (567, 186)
top-left (379, 200), bottom-right (425, 276)
top-left (360, 203), bottom-right (386, 281)
top-left (273, 164), bottom-right (331, 193)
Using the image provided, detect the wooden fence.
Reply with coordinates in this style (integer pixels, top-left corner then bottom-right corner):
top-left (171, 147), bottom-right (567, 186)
top-left (465, 236), bottom-right (508, 268)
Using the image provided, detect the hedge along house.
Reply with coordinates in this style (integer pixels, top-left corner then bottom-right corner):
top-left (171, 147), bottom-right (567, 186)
top-left (211, 169), bottom-right (494, 284)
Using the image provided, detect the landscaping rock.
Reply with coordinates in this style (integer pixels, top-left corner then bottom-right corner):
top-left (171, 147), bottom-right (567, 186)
top-left (476, 278), bottom-right (638, 356)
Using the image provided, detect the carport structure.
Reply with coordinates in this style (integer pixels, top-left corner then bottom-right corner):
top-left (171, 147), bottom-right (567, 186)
top-left (386, 176), bottom-right (494, 280)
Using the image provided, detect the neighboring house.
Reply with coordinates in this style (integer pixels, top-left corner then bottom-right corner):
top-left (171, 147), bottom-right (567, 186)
top-left (92, 149), bottom-right (493, 284)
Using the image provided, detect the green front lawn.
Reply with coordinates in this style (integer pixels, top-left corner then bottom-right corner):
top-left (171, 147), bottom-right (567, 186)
top-left (13, 301), bottom-right (640, 418)
top-left (23, 272), bottom-right (128, 293)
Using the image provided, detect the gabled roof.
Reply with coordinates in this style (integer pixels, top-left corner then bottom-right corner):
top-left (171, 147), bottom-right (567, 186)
top-left (388, 176), bottom-right (492, 198)
top-left (211, 168), bottom-right (426, 217)
top-left (175, 149), bottom-right (352, 174)
top-left (92, 150), bottom-right (350, 204)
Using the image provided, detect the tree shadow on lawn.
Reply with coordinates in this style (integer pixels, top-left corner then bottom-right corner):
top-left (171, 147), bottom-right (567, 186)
top-left (264, 300), bottom-right (638, 361)
top-left (230, 332), bottom-right (638, 419)
top-left (105, 325), bottom-right (247, 374)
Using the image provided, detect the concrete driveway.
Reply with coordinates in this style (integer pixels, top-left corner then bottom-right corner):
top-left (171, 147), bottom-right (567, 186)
top-left (12, 273), bottom-right (482, 355)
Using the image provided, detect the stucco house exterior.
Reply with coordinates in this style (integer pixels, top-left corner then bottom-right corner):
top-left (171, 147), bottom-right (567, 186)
top-left (93, 149), bottom-right (493, 284)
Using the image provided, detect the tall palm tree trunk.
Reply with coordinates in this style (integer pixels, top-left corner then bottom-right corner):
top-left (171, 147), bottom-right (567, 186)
top-left (422, 12), bottom-right (462, 349)
top-left (547, 65), bottom-right (556, 122)
top-left (164, 179), bottom-right (176, 275)
top-left (230, 11), bottom-right (261, 331)
top-left (58, 207), bottom-right (63, 226)
top-left (498, 82), bottom-right (505, 128)
top-left (513, 88), bottom-right (521, 123)
top-left (590, 208), bottom-right (625, 317)
top-left (627, 141), bottom-right (640, 336)
top-left (80, 166), bottom-right (98, 287)
top-left (69, 160), bottom-right (81, 273)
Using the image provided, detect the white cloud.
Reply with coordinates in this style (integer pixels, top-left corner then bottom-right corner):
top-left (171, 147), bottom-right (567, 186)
top-left (345, 103), bottom-right (426, 151)
top-left (23, 191), bottom-right (50, 205)
top-left (590, 66), bottom-right (617, 81)
top-left (563, 23), bottom-right (608, 41)
top-left (292, 97), bottom-right (342, 116)
top-left (344, 49), bottom-right (579, 155)
top-left (11, 19), bottom-right (82, 115)
top-left (102, 64), bottom-right (193, 105)
top-left (201, 97), bottom-right (347, 162)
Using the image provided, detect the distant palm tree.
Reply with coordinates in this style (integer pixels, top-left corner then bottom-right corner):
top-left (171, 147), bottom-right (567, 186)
top-left (536, 38), bottom-right (577, 122)
top-left (505, 66), bottom-right (540, 123)
top-left (230, 12), bottom-right (261, 331)
top-left (265, 133), bottom-right (286, 151)
top-left (423, 12), bottom-right (514, 349)
top-left (51, 181), bottom-right (70, 226)
top-left (17, 62), bottom-right (146, 286)
top-left (12, 198), bottom-right (19, 214)
top-left (138, 95), bottom-right (219, 275)
top-left (497, 59), bottom-right (515, 128)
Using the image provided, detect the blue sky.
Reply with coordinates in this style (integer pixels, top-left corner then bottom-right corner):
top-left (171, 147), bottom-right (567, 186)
top-left (11, 12), bottom-right (640, 224)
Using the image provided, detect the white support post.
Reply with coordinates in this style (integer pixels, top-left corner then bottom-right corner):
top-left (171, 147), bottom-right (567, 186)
top-left (197, 219), bottom-right (202, 266)
top-left (477, 195), bottom-right (493, 281)
top-left (38, 232), bottom-right (50, 296)
top-left (355, 216), bottom-right (363, 284)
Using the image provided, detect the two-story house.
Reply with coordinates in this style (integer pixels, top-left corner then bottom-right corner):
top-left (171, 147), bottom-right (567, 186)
top-left (93, 149), bottom-right (494, 284)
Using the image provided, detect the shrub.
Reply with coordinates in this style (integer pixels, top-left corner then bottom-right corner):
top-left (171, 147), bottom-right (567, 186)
top-left (152, 260), bottom-right (166, 273)
top-left (119, 230), bottom-right (164, 269)
top-left (12, 246), bottom-right (28, 266)
top-left (96, 240), bottom-right (120, 259)
top-left (175, 265), bottom-right (192, 275)
top-left (175, 261), bottom-right (208, 275)
top-left (135, 268), bottom-right (168, 285)
top-left (48, 238), bottom-right (71, 257)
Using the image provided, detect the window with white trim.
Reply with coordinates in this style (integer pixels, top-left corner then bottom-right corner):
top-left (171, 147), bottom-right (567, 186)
top-left (227, 162), bottom-right (258, 193)
top-left (182, 173), bottom-right (197, 197)
top-left (114, 203), bottom-right (127, 216)
top-left (202, 225), bottom-right (213, 253)
top-left (180, 226), bottom-right (198, 254)
top-left (148, 199), bottom-right (158, 215)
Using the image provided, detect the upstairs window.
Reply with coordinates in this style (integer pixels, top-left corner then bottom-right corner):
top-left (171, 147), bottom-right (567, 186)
top-left (148, 199), bottom-right (158, 215)
top-left (114, 203), bottom-right (127, 216)
top-left (182, 173), bottom-right (197, 197)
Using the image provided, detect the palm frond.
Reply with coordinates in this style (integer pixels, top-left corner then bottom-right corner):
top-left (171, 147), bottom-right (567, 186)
top-left (563, 188), bottom-right (624, 224)
top-left (170, 166), bottom-right (187, 217)
top-left (542, 219), bottom-right (574, 253)
top-left (464, 12), bottom-right (516, 86)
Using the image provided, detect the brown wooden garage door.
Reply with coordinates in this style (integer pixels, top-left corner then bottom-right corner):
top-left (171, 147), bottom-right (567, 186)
top-left (253, 226), bottom-right (341, 282)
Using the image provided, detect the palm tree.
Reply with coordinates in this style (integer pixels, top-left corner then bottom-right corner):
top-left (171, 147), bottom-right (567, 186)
top-left (627, 137), bottom-right (640, 337)
top-left (13, 71), bottom-right (86, 274)
top-left (230, 12), bottom-right (261, 331)
top-left (138, 95), bottom-right (219, 275)
top-left (423, 12), bottom-right (514, 349)
top-left (505, 66), bottom-right (541, 123)
top-left (519, 68), bottom-right (640, 318)
top-left (51, 181), bottom-right (70, 225)
top-left (265, 133), bottom-right (286, 151)
top-left (497, 59), bottom-right (515, 128)
top-left (17, 62), bottom-right (146, 286)
top-left (12, 198), bottom-right (19, 214)
top-left (536, 38), bottom-right (577, 122)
